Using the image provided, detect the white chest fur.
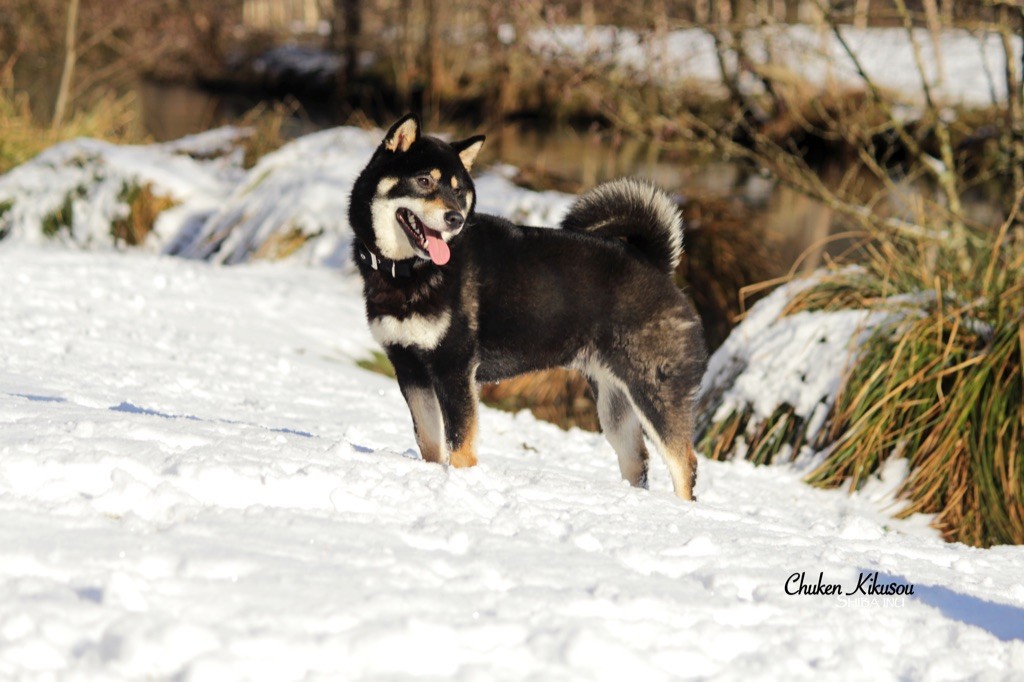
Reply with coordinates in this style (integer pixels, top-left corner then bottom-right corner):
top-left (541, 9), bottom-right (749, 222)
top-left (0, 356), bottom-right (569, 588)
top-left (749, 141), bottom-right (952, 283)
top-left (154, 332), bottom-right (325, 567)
top-left (369, 311), bottom-right (451, 350)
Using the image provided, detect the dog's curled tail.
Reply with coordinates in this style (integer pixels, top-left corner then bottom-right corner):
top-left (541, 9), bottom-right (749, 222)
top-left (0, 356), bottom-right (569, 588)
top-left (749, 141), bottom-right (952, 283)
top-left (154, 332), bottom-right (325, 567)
top-left (560, 178), bottom-right (683, 275)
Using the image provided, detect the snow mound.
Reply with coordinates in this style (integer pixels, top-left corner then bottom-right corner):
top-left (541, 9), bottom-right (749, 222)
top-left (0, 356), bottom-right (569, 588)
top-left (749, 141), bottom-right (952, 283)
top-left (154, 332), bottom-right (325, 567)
top-left (168, 127), bottom-right (379, 266)
top-left (698, 275), bottom-right (893, 466)
top-left (0, 129), bottom-right (247, 250)
top-left (0, 126), bottom-right (576, 266)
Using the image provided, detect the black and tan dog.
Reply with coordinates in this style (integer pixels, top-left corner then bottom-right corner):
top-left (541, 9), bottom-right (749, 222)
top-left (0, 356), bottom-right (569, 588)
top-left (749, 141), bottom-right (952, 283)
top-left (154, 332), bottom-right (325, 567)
top-left (350, 115), bottom-right (707, 499)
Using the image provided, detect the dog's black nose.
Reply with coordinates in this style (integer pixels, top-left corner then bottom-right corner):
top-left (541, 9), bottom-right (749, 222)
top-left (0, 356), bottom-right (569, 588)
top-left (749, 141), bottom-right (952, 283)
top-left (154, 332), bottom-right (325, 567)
top-left (444, 212), bottom-right (465, 231)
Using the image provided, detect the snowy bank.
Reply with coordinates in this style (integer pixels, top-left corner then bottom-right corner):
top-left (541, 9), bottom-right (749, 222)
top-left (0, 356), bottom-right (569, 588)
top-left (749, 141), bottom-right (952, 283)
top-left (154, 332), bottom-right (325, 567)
top-left (0, 128), bottom-right (246, 250)
top-left (2, 247), bottom-right (1023, 679)
top-left (529, 24), bottom-right (1022, 108)
top-left (0, 126), bottom-right (575, 265)
top-left (226, 24), bottom-right (1020, 110)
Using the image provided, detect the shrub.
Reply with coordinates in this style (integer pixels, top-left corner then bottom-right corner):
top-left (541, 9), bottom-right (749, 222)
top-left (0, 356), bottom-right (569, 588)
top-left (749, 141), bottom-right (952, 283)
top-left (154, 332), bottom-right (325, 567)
top-left (700, 214), bottom-right (1023, 547)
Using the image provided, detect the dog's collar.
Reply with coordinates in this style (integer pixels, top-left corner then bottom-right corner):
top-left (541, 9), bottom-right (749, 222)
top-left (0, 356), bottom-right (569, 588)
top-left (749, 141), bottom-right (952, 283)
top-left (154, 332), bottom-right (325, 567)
top-left (354, 240), bottom-right (417, 278)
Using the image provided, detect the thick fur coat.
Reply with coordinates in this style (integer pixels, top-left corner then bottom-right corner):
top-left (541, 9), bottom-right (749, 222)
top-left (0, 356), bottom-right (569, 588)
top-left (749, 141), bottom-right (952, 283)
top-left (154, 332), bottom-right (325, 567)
top-left (350, 115), bottom-right (707, 499)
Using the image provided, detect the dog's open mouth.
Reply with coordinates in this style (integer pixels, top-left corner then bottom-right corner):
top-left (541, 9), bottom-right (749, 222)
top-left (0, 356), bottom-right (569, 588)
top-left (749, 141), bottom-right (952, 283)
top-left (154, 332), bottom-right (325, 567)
top-left (396, 208), bottom-right (450, 266)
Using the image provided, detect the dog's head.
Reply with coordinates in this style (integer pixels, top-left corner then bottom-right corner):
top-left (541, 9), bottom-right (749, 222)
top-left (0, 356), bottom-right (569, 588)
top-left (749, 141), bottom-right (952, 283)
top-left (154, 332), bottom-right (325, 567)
top-left (350, 114), bottom-right (485, 266)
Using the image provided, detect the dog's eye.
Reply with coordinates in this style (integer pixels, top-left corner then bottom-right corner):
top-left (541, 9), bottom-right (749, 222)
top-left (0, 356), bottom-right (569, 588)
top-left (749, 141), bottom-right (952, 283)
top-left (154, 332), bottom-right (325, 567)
top-left (415, 176), bottom-right (433, 189)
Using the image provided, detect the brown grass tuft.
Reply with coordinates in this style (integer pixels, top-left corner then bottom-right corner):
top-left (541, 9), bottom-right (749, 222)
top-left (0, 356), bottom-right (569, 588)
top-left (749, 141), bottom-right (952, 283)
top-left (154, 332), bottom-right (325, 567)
top-left (110, 182), bottom-right (178, 246)
top-left (239, 100), bottom-right (298, 169)
top-left (0, 90), bottom-right (142, 174)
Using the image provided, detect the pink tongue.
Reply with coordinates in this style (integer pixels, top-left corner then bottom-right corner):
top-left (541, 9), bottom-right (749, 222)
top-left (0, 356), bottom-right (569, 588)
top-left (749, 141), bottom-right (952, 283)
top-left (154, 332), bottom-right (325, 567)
top-left (425, 232), bottom-right (450, 266)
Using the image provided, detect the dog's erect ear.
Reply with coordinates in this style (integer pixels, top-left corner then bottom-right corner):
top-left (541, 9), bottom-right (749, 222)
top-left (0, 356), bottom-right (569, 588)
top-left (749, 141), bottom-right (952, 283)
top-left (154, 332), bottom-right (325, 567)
top-left (451, 135), bottom-right (485, 171)
top-left (382, 114), bottom-right (419, 153)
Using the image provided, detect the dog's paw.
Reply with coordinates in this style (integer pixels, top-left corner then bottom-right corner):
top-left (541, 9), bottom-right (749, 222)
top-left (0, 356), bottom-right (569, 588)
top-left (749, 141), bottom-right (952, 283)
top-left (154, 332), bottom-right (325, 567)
top-left (449, 447), bottom-right (478, 468)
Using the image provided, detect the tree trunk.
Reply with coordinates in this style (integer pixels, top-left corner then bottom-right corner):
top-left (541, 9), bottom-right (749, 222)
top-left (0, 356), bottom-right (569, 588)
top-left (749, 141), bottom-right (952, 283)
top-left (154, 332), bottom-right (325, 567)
top-left (581, 0), bottom-right (595, 32)
top-left (922, 0), bottom-right (944, 85)
top-left (343, 0), bottom-right (361, 86)
top-left (425, 0), bottom-right (443, 121)
top-left (1000, 6), bottom-right (1024, 223)
top-left (52, 0), bottom-right (80, 129)
top-left (694, 0), bottom-right (709, 24)
top-left (940, 0), bottom-right (953, 25)
top-left (853, 0), bottom-right (870, 29)
top-left (333, 0), bottom-right (361, 89)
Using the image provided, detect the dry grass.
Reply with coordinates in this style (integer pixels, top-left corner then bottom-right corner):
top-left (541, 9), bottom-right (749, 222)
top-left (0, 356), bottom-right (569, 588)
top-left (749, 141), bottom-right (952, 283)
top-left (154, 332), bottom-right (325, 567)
top-left (807, 300), bottom-right (1022, 547)
top-left (0, 89), bottom-right (142, 174)
top-left (238, 100), bottom-right (297, 169)
top-left (253, 227), bottom-right (312, 261)
top-left (700, 405), bottom-right (809, 466)
top-left (706, 205), bottom-right (1024, 547)
top-left (110, 182), bottom-right (178, 246)
top-left (799, 216), bottom-right (1024, 546)
top-left (356, 351), bottom-right (396, 379)
top-left (480, 370), bottom-right (598, 432)
top-left (41, 191), bottom-right (76, 238)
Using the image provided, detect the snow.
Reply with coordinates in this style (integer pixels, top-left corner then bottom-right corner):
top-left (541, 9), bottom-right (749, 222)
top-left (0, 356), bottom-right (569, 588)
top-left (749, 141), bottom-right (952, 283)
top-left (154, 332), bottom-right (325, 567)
top-left (698, 275), bottom-right (895, 465)
top-left (169, 127), bottom-right (378, 265)
top-left (0, 129), bottom-right (246, 251)
top-left (250, 45), bottom-right (342, 90)
top-left (0, 127), bottom-right (575, 266)
top-left (529, 24), bottom-right (1022, 108)
top-left (2, 120), bottom-right (1023, 678)
top-left (2, 246), bottom-right (1024, 680)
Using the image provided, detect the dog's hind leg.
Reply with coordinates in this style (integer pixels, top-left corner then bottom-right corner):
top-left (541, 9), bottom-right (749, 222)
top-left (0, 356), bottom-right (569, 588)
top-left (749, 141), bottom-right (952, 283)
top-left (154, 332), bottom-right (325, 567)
top-left (633, 381), bottom-right (700, 501)
top-left (590, 378), bottom-right (649, 488)
top-left (624, 307), bottom-right (705, 501)
top-left (652, 414), bottom-right (699, 502)
top-left (595, 340), bottom-right (703, 500)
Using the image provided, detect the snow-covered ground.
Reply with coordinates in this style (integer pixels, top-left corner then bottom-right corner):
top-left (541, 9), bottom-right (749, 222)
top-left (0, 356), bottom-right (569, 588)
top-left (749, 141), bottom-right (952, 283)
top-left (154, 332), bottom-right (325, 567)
top-left (2, 120), bottom-right (1023, 678)
top-left (2, 246), bottom-right (1023, 680)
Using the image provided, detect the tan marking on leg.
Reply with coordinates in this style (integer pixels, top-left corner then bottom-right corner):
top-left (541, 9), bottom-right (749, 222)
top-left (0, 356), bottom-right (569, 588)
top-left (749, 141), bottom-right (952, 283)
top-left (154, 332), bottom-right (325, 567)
top-left (662, 440), bottom-right (697, 501)
top-left (449, 417), bottom-right (478, 468)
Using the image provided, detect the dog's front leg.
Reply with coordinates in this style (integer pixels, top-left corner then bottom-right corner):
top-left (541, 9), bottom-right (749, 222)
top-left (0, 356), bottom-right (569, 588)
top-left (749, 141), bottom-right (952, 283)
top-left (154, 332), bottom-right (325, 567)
top-left (435, 367), bottom-right (478, 468)
top-left (391, 350), bottom-right (448, 465)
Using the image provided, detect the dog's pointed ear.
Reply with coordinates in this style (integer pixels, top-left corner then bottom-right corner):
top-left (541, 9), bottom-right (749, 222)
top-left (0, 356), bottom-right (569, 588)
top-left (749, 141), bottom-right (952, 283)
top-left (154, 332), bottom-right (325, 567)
top-left (382, 114), bottom-right (419, 153)
top-left (452, 135), bottom-right (485, 171)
